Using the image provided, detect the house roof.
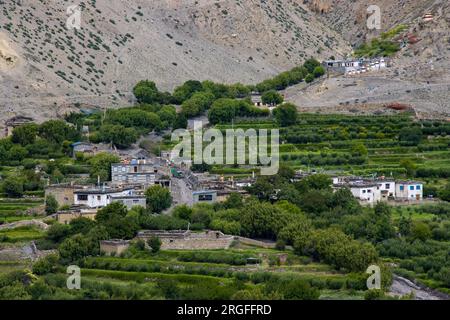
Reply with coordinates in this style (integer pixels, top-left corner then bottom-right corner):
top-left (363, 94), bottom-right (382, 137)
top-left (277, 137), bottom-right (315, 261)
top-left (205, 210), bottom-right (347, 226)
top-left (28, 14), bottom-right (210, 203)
top-left (74, 186), bottom-right (133, 195)
top-left (193, 190), bottom-right (217, 195)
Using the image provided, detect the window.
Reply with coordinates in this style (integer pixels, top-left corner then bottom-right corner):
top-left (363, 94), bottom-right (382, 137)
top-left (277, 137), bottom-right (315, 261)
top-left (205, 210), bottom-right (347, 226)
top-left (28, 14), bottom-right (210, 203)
top-left (362, 190), bottom-right (366, 194)
top-left (367, 189), bottom-right (372, 193)
top-left (97, 196), bottom-right (101, 201)
top-left (199, 194), bottom-right (213, 201)
top-left (400, 186), bottom-right (404, 191)
top-left (416, 185), bottom-right (421, 190)
top-left (385, 183), bottom-right (390, 189)
top-left (77, 194), bottom-right (88, 201)
top-left (409, 186), bottom-right (414, 191)
top-left (134, 166), bottom-right (138, 173)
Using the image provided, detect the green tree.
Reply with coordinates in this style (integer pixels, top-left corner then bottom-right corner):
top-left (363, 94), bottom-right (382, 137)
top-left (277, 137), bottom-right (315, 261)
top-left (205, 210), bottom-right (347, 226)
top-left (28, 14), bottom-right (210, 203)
top-left (58, 234), bottom-right (91, 263)
top-left (351, 143), bottom-right (368, 157)
top-left (411, 222), bottom-right (432, 241)
top-left (303, 58), bottom-right (321, 73)
top-left (273, 103), bottom-right (298, 127)
top-left (45, 194), bottom-right (59, 215)
top-left (172, 205), bottom-right (193, 221)
top-left (96, 203), bottom-right (138, 239)
top-left (181, 92), bottom-right (215, 117)
top-left (261, 90), bottom-right (284, 106)
top-left (305, 74), bottom-right (314, 83)
top-left (11, 123), bottom-right (38, 146)
top-left (133, 80), bottom-right (164, 104)
top-left (173, 80), bottom-right (203, 103)
top-left (148, 236), bottom-right (162, 253)
top-left (39, 120), bottom-right (80, 144)
top-left (313, 66), bottom-right (326, 78)
top-left (399, 159), bottom-right (417, 177)
top-left (145, 185), bottom-right (173, 213)
top-left (87, 152), bottom-right (120, 182)
top-left (99, 124), bottom-right (139, 149)
top-left (398, 127), bottom-right (423, 145)
top-left (32, 254), bottom-right (59, 275)
top-left (438, 183), bottom-right (450, 202)
top-left (2, 176), bottom-right (24, 198)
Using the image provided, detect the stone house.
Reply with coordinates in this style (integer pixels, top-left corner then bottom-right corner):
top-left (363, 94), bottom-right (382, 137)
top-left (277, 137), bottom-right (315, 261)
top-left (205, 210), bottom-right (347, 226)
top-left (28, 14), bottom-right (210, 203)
top-left (100, 240), bottom-right (131, 256)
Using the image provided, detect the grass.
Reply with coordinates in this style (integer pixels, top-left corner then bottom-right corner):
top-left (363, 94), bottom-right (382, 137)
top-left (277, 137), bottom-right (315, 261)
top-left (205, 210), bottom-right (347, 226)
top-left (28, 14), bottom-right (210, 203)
top-left (0, 227), bottom-right (45, 242)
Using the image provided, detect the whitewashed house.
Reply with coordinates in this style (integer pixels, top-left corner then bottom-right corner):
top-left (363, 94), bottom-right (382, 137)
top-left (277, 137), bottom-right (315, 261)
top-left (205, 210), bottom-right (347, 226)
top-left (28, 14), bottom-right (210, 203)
top-left (348, 182), bottom-right (381, 205)
top-left (395, 181), bottom-right (423, 201)
top-left (376, 179), bottom-right (396, 201)
top-left (74, 187), bottom-right (134, 208)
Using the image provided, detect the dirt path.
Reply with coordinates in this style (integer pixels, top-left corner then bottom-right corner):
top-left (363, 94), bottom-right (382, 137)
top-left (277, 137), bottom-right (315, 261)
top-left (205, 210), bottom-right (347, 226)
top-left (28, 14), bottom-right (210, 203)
top-left (389, 275), bottom-right (450, 300)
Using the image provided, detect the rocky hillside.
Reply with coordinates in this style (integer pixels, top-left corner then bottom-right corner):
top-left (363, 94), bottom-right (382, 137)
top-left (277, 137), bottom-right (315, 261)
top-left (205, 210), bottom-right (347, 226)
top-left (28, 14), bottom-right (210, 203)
top-left (0, 0), bottom-right (448, 128)
top-left (0, 0), bottom-right (349, 124)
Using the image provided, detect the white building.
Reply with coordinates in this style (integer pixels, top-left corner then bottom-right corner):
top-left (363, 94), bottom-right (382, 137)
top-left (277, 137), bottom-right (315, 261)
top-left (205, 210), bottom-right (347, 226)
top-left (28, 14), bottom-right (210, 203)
top-left (74, 187), bottom-right (135, 208)
top-left (376, 179), bottom-right (396, 201)
top-left (348, 182), bottom-right (381, 204)
top-left (395, 181), bottom-right (423, 201)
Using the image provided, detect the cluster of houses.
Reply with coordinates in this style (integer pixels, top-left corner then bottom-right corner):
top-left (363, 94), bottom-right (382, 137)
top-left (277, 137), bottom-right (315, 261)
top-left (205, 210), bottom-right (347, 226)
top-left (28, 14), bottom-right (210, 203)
top-left (332, 176), bottom-right (423, 205)
top-left (46, 157), bottom-right (170, 224)
top-left (322, 58), bottom-right (390, 76)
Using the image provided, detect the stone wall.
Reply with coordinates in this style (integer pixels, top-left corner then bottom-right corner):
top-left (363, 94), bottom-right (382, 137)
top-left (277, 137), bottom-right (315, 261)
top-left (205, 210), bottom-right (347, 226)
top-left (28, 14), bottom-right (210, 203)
top-left (160, 236), bottom-right (234, 250)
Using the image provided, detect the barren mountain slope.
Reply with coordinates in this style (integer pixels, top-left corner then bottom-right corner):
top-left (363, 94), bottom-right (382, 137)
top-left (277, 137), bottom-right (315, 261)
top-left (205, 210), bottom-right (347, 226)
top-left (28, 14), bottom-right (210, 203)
top-left (286, 0), bottom-right (450, 118)
top-left (0, 0), bottom-right (350, 124)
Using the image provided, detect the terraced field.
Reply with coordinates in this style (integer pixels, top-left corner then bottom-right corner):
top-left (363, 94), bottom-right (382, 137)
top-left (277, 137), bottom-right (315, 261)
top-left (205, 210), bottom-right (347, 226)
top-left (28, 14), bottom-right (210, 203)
top-left (212, 113), bottom-right (450, 180)
top-left (67, 248), bottom-right (368, 300)
top-left (0, 199), bottom-right (44, 224)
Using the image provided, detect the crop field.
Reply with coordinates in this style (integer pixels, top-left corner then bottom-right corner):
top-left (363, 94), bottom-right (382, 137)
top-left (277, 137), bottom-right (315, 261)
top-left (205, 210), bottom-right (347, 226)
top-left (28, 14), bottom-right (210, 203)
top-left (37, 248), bottom-right (368, 300)
top-left (212, 113), bottom-right (450, 179)
top-left (0, 226), bottom-right (46, 243)
top-left (0, 199), bottom-right (44, 224)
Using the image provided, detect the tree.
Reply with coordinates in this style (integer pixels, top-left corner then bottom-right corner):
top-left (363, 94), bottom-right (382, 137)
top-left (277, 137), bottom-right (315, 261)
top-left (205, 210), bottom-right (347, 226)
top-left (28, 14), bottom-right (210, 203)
top-left (261, 90), bottom-right (284, 106)
top-left (303, 58), bottom-right (321, 73)
top-left (45, 194), bottom-right (59, 215)
top-left (172, 205), bottom-right (193, 221)
top-left (313, 66), bottom-right (326, 78)
top-left (399, 159), bottom-right (417, 177)
top-left (145, 185), bottom-right (172, 213)
top-left (58, 234), bottom-right (91, 263)
top-left (148, 236), bottom-right (162, 253)
top-left (87, 152), bottom-right (120, 182)
top-left (99, 124), bottom-right (139, 149)
top-left (39, 120), bottom-right (80, 144)
top-left (273, 103), bottom-right (298, 127)
top-left (438, 183), bottom-right (450, 202)
top-left (46, 223), bottom-right (71, 243)
top-left (11, 123), bottom-right (38, 146)
top-left (398, 127), bottom-right (423, 145)
top-left (173, 80), bottom-right (203, 103)
top-left (305, 74), bottom-right (314, 83)
top-left (411, 222), bottom-right (432, 241)
top-left (351, 143), bottom-right (368, 157)
top-left (96, 203), bottom-right (138, 239)
top-left (181, 92), bottom-right (215, 117)
top-left (2, 176), bottom-right (24, 198)
top-left (133, 80), bottom-right (164, 104)
top-left (32, 254), bottom-right (59, 275)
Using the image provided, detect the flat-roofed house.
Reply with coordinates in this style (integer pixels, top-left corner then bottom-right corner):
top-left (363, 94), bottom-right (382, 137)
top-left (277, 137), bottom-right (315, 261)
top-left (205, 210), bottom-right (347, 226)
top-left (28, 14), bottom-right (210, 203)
top-left (74, 186), bottom-right (134, 208)
top-left (396, 181), bottom-right (423, 201)
top-left (193, 190), bottom-right (217, 204)
top-left (111, 195), bottom-right (147, 209)
top-left (111, 158), bottom-right (159, 187)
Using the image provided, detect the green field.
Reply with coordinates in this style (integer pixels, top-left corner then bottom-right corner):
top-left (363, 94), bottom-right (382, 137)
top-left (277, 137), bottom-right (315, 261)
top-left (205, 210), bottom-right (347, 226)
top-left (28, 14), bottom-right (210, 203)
top-left (212, 113), bottom-right (450, 180)
top-left (0, 199), bottom-right (44, 224)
